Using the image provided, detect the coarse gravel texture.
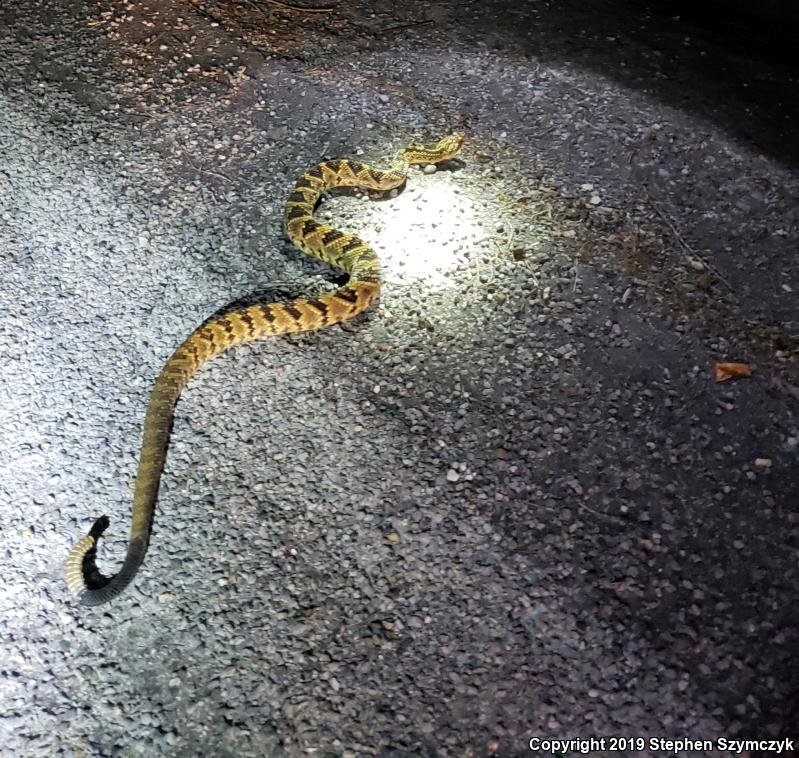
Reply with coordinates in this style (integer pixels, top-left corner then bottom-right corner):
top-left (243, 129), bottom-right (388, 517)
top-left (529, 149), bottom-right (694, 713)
top-left (1, 0), bottom-right (798, 755)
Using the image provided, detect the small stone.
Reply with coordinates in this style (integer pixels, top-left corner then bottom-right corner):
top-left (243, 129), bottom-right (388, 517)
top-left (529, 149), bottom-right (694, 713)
top-left (688, 258), bottom-right (706, 271)
top-left (423, 163), bottom-right (437, 174)
top-left (377, 93), bottom-right (389, 103)
top-left (446, 469), bottom-right (460, 482)
top-left (754, 458), bottom-right (772, 469)
top-left (264, 125), bottom-right (288, 140)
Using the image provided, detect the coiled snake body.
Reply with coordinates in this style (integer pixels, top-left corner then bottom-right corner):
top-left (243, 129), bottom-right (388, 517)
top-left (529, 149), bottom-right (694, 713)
top-left (66, 133), bottom-right (465, 605)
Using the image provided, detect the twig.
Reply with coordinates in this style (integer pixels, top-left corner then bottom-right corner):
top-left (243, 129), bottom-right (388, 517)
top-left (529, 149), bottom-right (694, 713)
top-left (184, 156), bottom-right (234, 184)
top-left (377, 19), bottom-right (434, 35)
top-left (578, 501), bottom-right (628, 524)
top-left (250, 0), bottom-right (335, 12)
top-left (147, 31), bottom-right (168, 47)
top-left (644, 189), bottom-right (732, 290)
top-left (647, 195), bottom-right (694, 255)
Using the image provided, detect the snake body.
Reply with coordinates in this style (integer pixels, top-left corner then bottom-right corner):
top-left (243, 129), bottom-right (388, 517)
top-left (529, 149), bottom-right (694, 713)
top-left (66, 133), bottom-right (465, 605)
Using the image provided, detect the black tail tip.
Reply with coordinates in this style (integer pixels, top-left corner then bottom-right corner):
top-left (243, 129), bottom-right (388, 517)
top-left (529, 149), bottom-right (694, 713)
top-left (88, 515), bottom-right (110, 540)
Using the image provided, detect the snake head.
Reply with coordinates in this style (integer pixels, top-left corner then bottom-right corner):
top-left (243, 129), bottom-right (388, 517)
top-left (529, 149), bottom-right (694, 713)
top-left (436, 132), bottom-right (466, 161)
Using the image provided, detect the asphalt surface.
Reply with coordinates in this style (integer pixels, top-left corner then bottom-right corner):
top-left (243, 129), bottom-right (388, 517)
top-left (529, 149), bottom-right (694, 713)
top-left (1, 0), bottom-right (798, 755)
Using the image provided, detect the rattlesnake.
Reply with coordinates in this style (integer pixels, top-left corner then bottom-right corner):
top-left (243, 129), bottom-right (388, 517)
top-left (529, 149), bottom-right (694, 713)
top-left (66, 133), bottom-right (465, 605)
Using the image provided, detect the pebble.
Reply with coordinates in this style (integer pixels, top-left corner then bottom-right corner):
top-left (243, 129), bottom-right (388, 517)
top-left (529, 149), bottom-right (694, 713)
top-left (264, 125), bottom-right (288, 140)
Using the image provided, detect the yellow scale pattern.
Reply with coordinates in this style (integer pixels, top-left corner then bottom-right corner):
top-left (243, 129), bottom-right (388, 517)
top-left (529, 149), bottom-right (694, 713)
top-left (66, 133), bottom-right (465, 605)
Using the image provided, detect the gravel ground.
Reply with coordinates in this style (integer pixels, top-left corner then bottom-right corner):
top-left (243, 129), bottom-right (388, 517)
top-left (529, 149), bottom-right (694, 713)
top-left (1, 0), bottom-right (798, 755)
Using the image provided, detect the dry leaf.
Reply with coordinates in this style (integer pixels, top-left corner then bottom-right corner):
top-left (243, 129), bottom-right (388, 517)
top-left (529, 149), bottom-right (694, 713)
top-left (714, 362), bottom-right (751, 382)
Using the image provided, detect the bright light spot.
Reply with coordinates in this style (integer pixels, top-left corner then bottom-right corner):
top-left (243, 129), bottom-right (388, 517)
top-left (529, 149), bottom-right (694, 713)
top-left (359, 174), bottom-right (481, 289)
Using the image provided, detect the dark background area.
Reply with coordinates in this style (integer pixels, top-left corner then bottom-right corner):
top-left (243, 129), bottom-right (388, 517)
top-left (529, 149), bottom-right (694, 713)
top-left (454, 0), bottom-right (798, 167)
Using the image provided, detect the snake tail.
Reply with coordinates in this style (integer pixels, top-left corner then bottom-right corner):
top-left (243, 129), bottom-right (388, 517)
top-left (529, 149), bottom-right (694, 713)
top-left (66, 132), bottom-right (465, 605)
